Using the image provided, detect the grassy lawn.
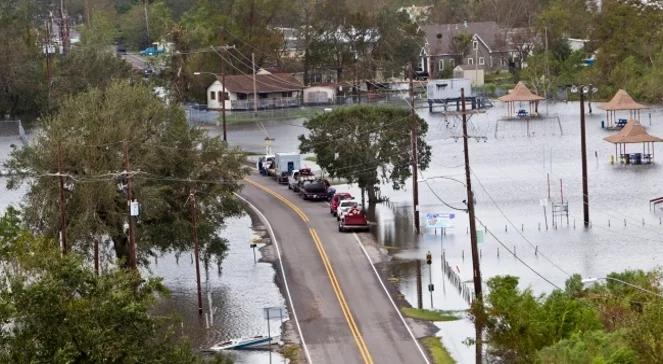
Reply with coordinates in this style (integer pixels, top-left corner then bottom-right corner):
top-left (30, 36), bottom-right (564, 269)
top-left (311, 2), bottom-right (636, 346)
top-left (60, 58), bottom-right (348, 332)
top-left (400, 307), bottom-right (461, 322)
top-left (421, 336), bottom-right (455, 364)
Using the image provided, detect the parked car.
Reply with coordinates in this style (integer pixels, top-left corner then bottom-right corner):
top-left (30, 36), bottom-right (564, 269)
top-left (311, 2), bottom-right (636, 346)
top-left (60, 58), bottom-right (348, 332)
top-left (299, 180), bottom-right (328, 201)
top-left (338, 207), bottom-right (369, 232)
top-left (337, 199), bottom-right (361, 221)
top-left (288, 168), bottom-right (315, 191)
top-left (330, 193), bottom-right (352, 216)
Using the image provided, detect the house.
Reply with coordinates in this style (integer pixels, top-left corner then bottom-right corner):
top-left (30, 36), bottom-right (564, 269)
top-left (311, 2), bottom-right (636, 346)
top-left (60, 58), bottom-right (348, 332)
top-left (419, 21), bottom-right (527, 78)
top-left (303, 85), bottom-right (337, 105)
top-left (453, 65), bottom-right (484, 86)
top-left (206, 71), bottom-right (304, 111)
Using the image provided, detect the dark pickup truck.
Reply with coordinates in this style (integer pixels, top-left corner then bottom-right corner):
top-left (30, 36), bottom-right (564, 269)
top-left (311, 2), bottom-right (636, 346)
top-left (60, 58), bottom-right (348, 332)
top-left (299, 180), bottom-right (328, 201)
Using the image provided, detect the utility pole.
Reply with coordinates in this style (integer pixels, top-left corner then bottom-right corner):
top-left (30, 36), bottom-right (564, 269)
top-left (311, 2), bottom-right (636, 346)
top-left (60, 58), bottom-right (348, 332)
top-left (461, 88), bottom-right (483, 364)
top-left (143, 0), bottom-right (150, 46)
top-left (44, 18), bottom-right (52, 110)
top-left (221, 57), bottom-right (227, 140)
top-left (57, 143), bottom-right (67, 254)
top-left (123, 141), bottom-right (137, 269)
top-left (579, 90), bottom-right (589, 227)
top-left (188, 189), bottom-right (203, 315)
top-left (252, 52), bottom-right (258, 115)
top-left (94, 237), bottom-right (99, 275)
top-left (409, 64), bottom-right (420, 234)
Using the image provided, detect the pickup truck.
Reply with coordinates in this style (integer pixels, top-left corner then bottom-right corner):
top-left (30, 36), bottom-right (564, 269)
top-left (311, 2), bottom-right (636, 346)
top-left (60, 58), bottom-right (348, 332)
top-left (288, 168), bottom-right (315, 191)
top-left (299, 180), bottom-right (328, 201)
top-left (338, 207), bottom-right (369, 232)
top-left (337, 199), bottom-right (361, 221)
top-left (330, 192), bottom-right (352, 216)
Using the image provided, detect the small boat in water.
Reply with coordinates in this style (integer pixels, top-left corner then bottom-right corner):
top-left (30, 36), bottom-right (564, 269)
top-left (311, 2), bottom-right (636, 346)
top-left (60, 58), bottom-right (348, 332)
top-left (206, 335), bottom-right (279, 352)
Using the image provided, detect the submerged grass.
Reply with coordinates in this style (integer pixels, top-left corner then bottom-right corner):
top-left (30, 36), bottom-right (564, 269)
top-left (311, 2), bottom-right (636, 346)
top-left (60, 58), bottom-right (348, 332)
top-left (421, 336), bottom-right (455, 364)
top-left (400, 307), bottom-right (461, 322)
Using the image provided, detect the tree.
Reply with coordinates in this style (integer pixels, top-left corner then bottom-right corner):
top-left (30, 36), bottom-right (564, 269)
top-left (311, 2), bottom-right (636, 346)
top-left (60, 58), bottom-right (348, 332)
top-left (451, 32), bottom-right (473, 63)
top-left (0, 0), bottom-right (47, 121)
top-left (0, 209), bottom-right (231, 363)
top-left (299, 105), bottom-right (431, 203)
top-left (5, 81), bottom-right (248, 268)
top-left (536, 330), bottom-right (636, 364)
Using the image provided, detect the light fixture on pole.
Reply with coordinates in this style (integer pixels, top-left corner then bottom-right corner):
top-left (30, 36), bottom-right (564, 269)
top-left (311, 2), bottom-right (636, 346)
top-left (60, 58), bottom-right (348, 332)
top-left (569, 84), bottom-right (597, 228)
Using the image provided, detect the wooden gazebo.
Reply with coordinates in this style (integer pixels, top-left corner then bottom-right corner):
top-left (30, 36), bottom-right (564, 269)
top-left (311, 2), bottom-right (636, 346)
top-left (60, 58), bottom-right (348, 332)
top-left (598, 89), bottom-right (647, 129)
top-left (498, 82), bottom-right (545, 118)
top-left (604, 119), bottom-right (663, 165)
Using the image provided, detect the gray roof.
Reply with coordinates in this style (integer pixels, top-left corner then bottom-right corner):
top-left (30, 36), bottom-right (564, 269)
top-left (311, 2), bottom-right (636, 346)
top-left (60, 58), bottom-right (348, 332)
top-left (421, 21), bottom-right (510, 56)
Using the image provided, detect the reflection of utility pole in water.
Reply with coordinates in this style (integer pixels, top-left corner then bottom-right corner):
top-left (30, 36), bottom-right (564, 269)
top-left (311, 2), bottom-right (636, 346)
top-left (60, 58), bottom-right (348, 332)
top-left (416, 260), bottom-right (423, 309)
top-left (426, 251), bottom-right (433, 308)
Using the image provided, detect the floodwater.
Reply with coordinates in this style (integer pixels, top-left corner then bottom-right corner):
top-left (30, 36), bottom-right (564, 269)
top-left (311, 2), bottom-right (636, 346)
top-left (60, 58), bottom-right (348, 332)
top-left (0, 134), bottom-right (288, 363)
top-left (219, 100), bottom-right (663, 362)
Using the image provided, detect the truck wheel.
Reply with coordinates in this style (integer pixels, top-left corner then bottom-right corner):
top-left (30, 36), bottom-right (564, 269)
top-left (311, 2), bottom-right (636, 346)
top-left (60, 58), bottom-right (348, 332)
top-left (338, 225), bottom-right (343, 232)
top-left (288, 184), bottom-right (292, 190)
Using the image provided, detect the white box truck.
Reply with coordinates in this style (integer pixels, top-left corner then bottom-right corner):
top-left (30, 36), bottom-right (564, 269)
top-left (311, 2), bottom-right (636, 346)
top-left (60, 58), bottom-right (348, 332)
top-left (274, 153), bottom-right (301, 184)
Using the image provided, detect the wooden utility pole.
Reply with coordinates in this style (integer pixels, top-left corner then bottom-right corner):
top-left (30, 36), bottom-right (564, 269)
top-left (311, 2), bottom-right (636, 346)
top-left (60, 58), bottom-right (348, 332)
top-left (123, 141), bottom-right (137, 269)
top-left (44, 18), bottom-right (52, 110)
top-left (409, 64), bottom-right (420, 234)
top-left (579, 90), bottom-right (589, 227)
top-left (189, 190), bottom-right (203, 315)
top-left (252, 52), bottom-right (258, 115)
top-left (59, 0), bottom-right (70, 55)
top-left (461, 88), bottom-right (483, 364)
top-left (57, 143), bottom-right (67, 254)
top-left (143, 0), bottom-right (150, 45)
top-left (94, 237), bottom-right (99, 274)
top-left (221, 58), bottom-right (227, 141)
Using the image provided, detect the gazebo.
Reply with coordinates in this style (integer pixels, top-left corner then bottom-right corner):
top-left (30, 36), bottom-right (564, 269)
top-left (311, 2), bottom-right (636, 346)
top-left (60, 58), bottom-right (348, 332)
top-left (498, 82), bottom-right (545, 118)
top-left (603, 119), bottom-right (663, 165)
top-left (598, 89), bottom-right (647, 129)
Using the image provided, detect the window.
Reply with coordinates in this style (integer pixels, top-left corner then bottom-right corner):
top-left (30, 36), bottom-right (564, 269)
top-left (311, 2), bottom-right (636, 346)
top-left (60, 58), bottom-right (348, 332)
top-left (478, 57), bottom-right (485, 65)
top-left (467, 58), bottom-right (474, 65)
top-left (449, 58), bottom-right (455, 66)
top-left (473, 40), bottom-right (478, 50)
top-left (282, 91), bottom-right (293, 98)
top-left (438, 59), bottom-right (444, 70)
top-left (210, 91), bottom-right (216, 100)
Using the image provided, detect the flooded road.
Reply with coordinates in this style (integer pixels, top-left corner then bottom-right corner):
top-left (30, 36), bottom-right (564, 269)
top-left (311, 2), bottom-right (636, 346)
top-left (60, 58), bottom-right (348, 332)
top-left (220, 100), bottom-right (663, 362)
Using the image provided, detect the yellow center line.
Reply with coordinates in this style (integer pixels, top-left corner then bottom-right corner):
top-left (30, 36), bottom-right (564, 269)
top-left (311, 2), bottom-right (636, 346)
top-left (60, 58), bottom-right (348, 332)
top-left (310, 228), bottom-right (374, 364)
top-left (244, 177), bottom-right (373, 364)
top-left (245, 179), bottom-right (309, 222)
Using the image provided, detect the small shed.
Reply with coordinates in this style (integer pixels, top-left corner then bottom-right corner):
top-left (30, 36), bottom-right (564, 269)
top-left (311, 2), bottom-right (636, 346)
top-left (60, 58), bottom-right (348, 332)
top-left (498, 82), bottom-right (544, 118)
top-left (303, 86), bottom-right (336, 105)
top-left (598, 89), bottom-right (647, 129)
top-left (604, 119), bottom-right (663, 165)
top-left (426, 78), bottom-right (472, 100)
top-left (453, 65), bottom-right (484, 86)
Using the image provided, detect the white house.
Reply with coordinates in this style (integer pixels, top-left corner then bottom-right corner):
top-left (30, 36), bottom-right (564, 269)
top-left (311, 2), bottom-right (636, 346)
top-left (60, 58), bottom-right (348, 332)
top-left (206, 71), bottom-right (304, 111)
top-left (303, 86), bottom-right (337, 105)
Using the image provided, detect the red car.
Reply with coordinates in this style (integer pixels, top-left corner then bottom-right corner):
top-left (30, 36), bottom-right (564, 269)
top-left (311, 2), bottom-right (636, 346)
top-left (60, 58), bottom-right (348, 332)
top-left (338, 207), bottom-right (369, 232)
top-left (330, 193), bottom-right (352, 216)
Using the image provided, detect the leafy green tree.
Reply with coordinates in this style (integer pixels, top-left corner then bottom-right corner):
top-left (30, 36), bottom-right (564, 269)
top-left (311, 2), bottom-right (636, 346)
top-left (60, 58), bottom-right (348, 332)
top-left (536, 330), bottom-right (636, 364)
top-left (299, 105), bottom-right (431, 203)
top-left (483, 275), bottom-right (602, 363)
top-left (372, 8), bottom-right (423, 78)
top-left (0, 0), bottom-right (47, 121)
top-left (119, 0), bottom-right (174, 50)
top-left (0, 210), bottom-right (231, 364)
top-left (451, 33), bottom-right (473, 63)
top-left (6, 81), bottom-right (248, 268)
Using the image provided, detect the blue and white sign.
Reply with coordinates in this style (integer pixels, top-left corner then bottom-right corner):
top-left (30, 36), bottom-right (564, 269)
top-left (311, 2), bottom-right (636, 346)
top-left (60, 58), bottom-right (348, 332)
top-left (425, 212), bottom-right (456, 228)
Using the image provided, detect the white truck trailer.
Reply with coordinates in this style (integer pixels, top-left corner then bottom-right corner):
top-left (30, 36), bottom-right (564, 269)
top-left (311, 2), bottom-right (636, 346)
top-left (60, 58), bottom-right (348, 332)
top-left (274, 153), bottom-right (302, 184)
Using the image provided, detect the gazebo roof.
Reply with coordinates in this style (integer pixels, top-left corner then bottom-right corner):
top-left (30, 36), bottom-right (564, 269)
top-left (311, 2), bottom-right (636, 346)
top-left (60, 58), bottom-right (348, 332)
top-left (599, 89), bottom-right (647, 111)
top-left (498, 82), bottom-right (545, 102)
top-left (603, 119), bottom-right (663, 144)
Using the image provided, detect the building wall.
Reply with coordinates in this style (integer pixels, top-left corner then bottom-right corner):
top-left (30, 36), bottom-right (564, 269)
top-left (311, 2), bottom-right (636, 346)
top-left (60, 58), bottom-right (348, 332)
top-left (303, 86), bottom-right (336, 104)
top-left (206, 81), bottom-right (235, 110)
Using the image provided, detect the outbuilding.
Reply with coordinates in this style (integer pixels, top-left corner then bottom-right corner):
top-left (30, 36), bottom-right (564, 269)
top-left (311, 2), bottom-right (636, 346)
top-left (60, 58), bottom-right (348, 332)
top-left (303, 85), bottom-right (337, 105)
top-left (206, 71), bottom-right (304, 111)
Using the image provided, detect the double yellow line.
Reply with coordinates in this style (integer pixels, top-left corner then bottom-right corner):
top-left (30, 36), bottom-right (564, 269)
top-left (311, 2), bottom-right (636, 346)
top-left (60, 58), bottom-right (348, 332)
top-left (244, 178), bottom-right (373, 364)
top-left (245, 179), bottom-right (309, 222)
top-left (309, 228), bottom-right (373, 364)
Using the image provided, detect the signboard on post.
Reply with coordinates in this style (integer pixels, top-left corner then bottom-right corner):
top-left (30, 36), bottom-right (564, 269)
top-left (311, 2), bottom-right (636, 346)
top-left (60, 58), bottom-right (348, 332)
top-left (425, 212), bottom-right (456, 229)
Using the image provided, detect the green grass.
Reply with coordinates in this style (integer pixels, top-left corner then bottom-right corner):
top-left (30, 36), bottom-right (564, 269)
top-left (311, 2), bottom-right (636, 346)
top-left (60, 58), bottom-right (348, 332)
top-left (400, 307), bottom-right (460, 322)
top-left (421, 336), bottom-right (455, 364)
top-left (304, 155), bottom-right (317, 162)
top-left (280, 343), bottom-right (300, 362)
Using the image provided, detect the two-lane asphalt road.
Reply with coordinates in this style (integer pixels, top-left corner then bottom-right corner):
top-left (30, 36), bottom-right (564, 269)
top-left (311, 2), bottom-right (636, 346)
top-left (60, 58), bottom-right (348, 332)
top-left (239, 174), bottom-right (429, 364)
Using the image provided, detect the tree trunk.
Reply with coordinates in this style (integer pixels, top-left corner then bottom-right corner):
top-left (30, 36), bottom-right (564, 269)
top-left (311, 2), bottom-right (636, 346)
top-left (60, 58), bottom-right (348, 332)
top-left (112, 234), bottom-right (131, 268)
top-left (367, 186), bottom-right (378, 204)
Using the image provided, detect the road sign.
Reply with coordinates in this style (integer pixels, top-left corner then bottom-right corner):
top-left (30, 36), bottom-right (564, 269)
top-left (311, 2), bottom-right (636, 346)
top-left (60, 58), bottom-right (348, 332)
top-left (425, 212), bottom-right (456, 228)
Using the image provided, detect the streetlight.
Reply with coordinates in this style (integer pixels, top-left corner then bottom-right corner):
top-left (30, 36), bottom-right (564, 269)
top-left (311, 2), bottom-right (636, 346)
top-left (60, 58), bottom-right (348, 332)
top-left (569, 84), bottom-right (597, 228)
top-left (581, 276), bottom-right (663, 299)
top-left (193, 71), bottom-right (227, 141)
